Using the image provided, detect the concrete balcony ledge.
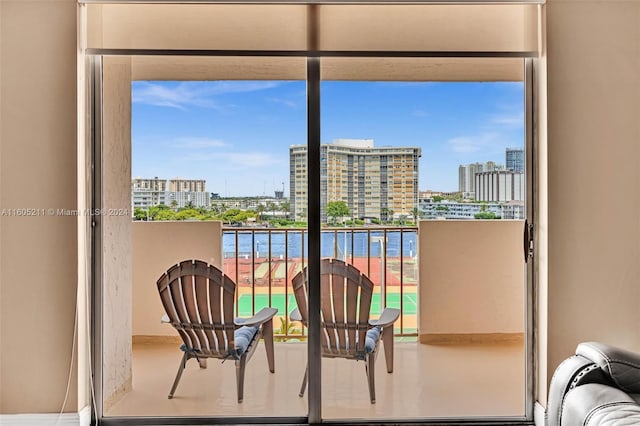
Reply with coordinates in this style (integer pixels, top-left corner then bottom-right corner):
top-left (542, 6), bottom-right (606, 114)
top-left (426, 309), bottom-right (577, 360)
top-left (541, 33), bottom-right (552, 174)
top-left (418, 220), bottom-right (525, 345)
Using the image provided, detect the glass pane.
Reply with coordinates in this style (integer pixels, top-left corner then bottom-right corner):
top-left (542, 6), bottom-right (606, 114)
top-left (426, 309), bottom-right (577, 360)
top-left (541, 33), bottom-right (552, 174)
top-left (319, 57), bottom-right (527, 421)
top-left (100, 55), bottom-right (308, 418)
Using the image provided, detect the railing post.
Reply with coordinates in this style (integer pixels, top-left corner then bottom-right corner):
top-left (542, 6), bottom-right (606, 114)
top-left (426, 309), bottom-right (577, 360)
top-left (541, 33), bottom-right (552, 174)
top-left (251, 230), bottom-right (255, 315)
top-left (234, 230), bottom-right (239, 317)
top-left (285, 229), bottom-right (289, 339)
top-left (399, 229), bottom-right (404, 334)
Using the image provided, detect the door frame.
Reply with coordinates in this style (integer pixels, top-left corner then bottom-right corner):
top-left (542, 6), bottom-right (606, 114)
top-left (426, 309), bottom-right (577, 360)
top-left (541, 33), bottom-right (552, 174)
top-left (89, 52), bottom-right (537, 426)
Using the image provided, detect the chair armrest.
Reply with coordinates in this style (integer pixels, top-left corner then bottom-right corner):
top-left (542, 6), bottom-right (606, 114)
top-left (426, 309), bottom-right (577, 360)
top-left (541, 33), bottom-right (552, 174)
top-left (561, 384), bottom-right (640, 426)
top-left (235, 307), bottom-right (277, 327)
top-left (546, 354), bottom-right (597, 426)
top-left (577, 341), bottom-right (640, 393)
top-left (369, 308), bottom-right (400, 328)
top-left (161, 314), bottom-right (170, 323)
top-left (290, 307), bottom-right (302, 322)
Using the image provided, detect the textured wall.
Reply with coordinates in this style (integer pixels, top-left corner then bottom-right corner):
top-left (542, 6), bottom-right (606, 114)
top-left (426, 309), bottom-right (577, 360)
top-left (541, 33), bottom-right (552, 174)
top-left (132, 221), bottom-right (222, 337)
top-left (102, 56), bottom-right (133, 410)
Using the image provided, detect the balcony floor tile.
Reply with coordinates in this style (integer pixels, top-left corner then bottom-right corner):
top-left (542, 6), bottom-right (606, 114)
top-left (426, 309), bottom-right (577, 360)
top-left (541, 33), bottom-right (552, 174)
top-left (105, 341), bottom-right (524, 420)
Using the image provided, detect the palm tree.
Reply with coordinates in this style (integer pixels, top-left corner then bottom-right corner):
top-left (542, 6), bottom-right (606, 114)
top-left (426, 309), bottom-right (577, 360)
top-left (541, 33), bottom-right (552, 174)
top-left (280, 201), bottom-right (291, 219)
top-left (380, 207), bottom-right (389, 223)
top-left (256, 204), bottom-right (266, 222)
top-left (412, 207), bottom-right (420, 221)
top-left (297, 208), bottom-right (307, 222)
top-left (264, 201), bottom-right (276, 221)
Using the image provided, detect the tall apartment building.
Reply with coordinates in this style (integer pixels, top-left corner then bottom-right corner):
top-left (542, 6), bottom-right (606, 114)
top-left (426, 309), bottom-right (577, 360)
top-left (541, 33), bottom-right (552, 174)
top-left (506, 147), bottom-right (525, 172)
top-left (131, 177), bottom-right (169, 210)
top-left (132, 177), bottom-right (209, 210)
top-left (419, 199), bottom-right (503, 220)
top-left (290, 139), bottom-right (421, 222)
top-left (169, 178), bottom-right (206, 193)
top-left (290, 145), bottom-right (308, 221)
top-left (475, 170), bottom-right (524, 202)
top-left (458, 161), bottom-right (500, 199)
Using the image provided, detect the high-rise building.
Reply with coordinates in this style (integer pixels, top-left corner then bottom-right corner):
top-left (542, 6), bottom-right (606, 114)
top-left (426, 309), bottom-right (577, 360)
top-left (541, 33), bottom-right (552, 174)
top-left (132, 177), bottom-right (169, 210)
top-left (290, 145), bottom-right (308, 221)
top-left (290, 139), bottom-right (421, 222)
top-left (458, 161), bottom-right (501, 199)
top-left (169, 178), bottom-right (206, 193)
top-left (168, 178), bottom-right (208, 208)
top-left (167, 191), bottom-right (210, 208)
top-left (475, 170), bottom-right (524, 202)
top-left (506, 147), bottom-right (525, 172)
top-left (132, 177), bottom-right (209, 210)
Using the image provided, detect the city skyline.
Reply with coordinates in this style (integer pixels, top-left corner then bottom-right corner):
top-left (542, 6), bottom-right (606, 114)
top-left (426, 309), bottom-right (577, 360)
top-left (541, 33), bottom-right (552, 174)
top-left (132, 80), bottom-right (524, 196)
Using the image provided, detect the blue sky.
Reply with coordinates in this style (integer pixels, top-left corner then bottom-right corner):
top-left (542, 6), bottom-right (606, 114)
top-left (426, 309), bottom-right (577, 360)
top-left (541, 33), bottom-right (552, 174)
top-left (132, 80), bottom-right (523, 196)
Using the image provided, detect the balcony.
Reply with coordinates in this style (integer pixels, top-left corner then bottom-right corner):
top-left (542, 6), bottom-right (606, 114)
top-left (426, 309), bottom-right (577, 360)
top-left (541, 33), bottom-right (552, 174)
top-left (103, 220), bottom-right (526, 420)
top-left (106, 340), bottom-right (524, 419)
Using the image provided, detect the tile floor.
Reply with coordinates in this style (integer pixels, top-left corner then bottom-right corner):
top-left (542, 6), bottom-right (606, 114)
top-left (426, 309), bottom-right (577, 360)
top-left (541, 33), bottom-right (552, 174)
top-left (105, 340), bottom-right (525, 421)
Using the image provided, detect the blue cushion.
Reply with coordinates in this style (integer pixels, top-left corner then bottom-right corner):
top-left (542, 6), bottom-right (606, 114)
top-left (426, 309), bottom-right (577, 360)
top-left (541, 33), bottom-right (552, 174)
top-left (179, 325), bottom-right (259, 357)
top-left (364, 326), bottom-right (382, 353)
top-left (180, 343), bottom-right (196, 353)
top-left (234, 326), bottom-right (259, 356)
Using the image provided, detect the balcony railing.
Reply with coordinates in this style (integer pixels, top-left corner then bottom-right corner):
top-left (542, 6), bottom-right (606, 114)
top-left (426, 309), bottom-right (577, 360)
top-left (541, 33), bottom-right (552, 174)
top-left (222, 226), bottom-right (418, 338)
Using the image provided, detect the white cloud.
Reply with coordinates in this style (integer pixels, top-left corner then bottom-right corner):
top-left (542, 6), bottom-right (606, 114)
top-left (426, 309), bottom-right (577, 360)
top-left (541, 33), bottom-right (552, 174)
top-left (490, 112), bottom-right (524, 127)
top-left (448, 132), bottom-right (501, 154)
top-left (132, 81), bottom-right (282, 110)
top-left (268, 97), bottom-right (300, 109)
top-left (132, 82), bottom-right (211, 110)
top-left (212, 81), bottom-right (281, 95)
top-left (182, 151), bottom-right (284, 169)
top-left (171, 137), bottom-right (227, 149)
top-left (412, 110), bottom-right (430, 118)
top-left (448, 137), bottom-right (483, 153)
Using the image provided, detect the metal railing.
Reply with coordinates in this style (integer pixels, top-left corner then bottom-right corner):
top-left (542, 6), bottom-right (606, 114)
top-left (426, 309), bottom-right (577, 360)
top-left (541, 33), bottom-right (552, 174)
top-left (222, 226), bottom-right (418, 338)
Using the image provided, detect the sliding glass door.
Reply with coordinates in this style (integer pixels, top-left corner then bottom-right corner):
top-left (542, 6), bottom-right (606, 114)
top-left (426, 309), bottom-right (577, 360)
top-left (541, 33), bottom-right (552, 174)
top-left (95, 55), bottom-right (310, 422)
top-left (318, 57), bottom-right (530, 421)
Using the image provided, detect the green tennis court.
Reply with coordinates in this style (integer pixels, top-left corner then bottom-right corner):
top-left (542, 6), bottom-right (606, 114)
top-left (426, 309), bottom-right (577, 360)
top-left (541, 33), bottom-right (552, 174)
top-left (237, 293), bottom-right (417, 317)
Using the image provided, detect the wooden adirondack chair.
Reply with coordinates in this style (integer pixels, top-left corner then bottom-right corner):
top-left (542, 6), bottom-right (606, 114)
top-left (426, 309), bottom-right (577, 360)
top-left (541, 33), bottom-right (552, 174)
top-left (290, 258), bottom-right (400, 404)
top-left (157, 259), bottom-right (277, 403)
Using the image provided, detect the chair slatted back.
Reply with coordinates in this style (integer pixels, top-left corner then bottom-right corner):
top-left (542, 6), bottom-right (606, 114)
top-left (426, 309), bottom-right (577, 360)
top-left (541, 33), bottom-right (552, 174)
top-left (157, 260), bottom-right (236, 357)
top-left (292, 258), bottom-right (374, 359)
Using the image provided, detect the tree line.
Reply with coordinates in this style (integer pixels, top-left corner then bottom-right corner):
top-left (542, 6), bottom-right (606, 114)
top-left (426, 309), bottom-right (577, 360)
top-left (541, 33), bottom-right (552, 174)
top-left (134, 200), bottom-right (419, 226)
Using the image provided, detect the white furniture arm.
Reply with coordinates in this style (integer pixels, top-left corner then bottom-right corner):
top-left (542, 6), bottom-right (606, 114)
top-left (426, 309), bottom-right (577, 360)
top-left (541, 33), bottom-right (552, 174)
top-left (369, 308), bottom-right (400, 328)
top-left (235, 307), bottom-right (278, 327)
top-left (289, 307), bottom-right (302, 322)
